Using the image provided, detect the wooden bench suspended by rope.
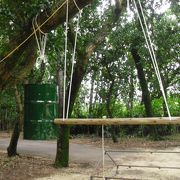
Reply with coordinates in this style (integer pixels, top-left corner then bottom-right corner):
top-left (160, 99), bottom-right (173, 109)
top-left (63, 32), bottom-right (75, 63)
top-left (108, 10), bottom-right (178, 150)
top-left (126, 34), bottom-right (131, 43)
top-left (54, 117), bottom-right (180, 125)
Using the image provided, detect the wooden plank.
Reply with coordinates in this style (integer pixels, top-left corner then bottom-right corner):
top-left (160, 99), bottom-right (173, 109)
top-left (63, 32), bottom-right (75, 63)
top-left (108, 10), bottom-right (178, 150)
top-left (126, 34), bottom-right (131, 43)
top-left (54, 117), bottom-right (180, 125)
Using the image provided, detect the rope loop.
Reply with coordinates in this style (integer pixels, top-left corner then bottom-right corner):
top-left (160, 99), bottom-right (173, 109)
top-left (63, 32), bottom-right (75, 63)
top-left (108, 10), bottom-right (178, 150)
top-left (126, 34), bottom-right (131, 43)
top-left (34, 15), bottom-right (46, 35)
top-left (32, 17), bottom-right (48, 64)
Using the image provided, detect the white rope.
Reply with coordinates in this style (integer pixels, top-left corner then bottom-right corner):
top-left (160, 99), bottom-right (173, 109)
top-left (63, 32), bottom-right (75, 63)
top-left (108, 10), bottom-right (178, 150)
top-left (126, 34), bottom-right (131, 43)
top-left (137, 0), bottom-right (171, 119)
top-left (136, 0), bottom-right (162, 92)
top-left (63, 0), bottom-right (69, 121)
top-left (42, 35), bottom-right (47, 57)
top-left (133, 0), bottom-right (161, 90)
top-left (32, 18), bottom-right (47, 63)
top-left (132, 1), bottom-right (161, 85)
top-left (133, 0), bottom-right (171, 119)
top-left (102, 125), bottom-right (105, 180)
top-left (72, 0), bottom-right (81, 11)
top-left (32, 19), bottom-right (41, 53)
top-left (66, 10), bottom-right (82, 118)
top-left (127, 0), bottom-right (130, 12)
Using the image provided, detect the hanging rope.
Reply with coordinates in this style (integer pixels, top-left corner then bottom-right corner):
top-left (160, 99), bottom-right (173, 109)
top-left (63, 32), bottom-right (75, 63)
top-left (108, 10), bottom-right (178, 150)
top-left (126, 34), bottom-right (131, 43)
top-left (32, 17), bottom-right (48, 63)
top-left (63, 0), bottom-right (69, 121)
top-left (66, 10), bottom-right (82, 119)
top-left (73, 0), bottom-right (81, 11)
top-left (137, 0), bottom-right (171, 119)
top-left (133, 0), bottom-right (162, 90)
top-left (63, 0), bottom-right (82, 119)
top-left (127, 0), bottom-right (130, 12)
top-left (133, 0), bottom-right (171, 119)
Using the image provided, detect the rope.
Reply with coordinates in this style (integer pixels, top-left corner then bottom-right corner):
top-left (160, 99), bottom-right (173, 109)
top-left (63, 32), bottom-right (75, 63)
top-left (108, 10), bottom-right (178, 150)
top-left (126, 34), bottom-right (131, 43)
top-left (127, 0), bottom-right (130, 12)
top-left (66, 10), bottom-right (82, 119)
top-left (32, 18), bottom-right (48, 63)
top-left (63, 0), bottom-right (69, 121)
top-left (133, 0), bottom-right (161, 89)
top-left (34, 15), bottom-right (46, 36)
top-left (137, 0), bottom-right (171, 119)
top-left (133, 0), bottom-right (171, 119)
top-left (135, 0), bottom-right (161, 93)
top-left (0, 0), bottom-right (67, 64)
top-left (32, 19), bottom-right (41, 54)
top-left (73, 0), bottom-right (81, 11)
top-left (62, 0), bottom-right (82, 120)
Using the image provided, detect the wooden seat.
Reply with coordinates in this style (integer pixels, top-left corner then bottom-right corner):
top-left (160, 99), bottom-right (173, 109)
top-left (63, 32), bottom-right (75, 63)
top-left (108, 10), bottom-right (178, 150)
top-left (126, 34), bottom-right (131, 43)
top-left (54, 117), bottom-right (180, 125)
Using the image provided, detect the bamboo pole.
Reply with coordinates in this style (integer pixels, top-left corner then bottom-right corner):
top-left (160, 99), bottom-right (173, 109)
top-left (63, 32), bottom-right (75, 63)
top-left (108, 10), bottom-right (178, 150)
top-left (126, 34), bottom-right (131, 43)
top-left (54, 117), bottom-right (180, 125)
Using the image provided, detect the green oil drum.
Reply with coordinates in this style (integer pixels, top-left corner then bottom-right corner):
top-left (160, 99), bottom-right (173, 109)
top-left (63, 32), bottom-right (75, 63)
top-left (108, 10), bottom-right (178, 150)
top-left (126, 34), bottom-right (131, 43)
top-left (24, 84), bottom-right (58, 140)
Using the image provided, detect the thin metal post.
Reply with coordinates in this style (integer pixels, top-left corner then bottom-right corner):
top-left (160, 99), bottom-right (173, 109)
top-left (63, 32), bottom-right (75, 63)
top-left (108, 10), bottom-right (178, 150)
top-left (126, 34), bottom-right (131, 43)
top-left (105, 151), bottom-right (118, 167)
top-left (106, 150), bottom-right (180, 154)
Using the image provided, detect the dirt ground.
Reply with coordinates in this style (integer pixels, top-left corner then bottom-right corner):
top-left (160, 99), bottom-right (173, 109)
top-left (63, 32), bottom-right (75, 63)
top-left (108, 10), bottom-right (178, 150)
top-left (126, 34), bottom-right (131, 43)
top-left (0, 132), bottom-right (180, 180)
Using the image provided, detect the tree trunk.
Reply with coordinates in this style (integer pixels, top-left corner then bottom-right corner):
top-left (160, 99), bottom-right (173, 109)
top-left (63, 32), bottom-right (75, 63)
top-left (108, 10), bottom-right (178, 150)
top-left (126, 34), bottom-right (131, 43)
top-left (55, 125), bottom-right (70, 167)
top-left (55, 69), bottom-right (70, 167)
top-left (106, 79), bottom-right (118, 143)
top-left (131, 48), bottom-right (153, 117)
top-left (7, 85), bottom-right (23, 157)
top-left (89, 73), bottom-right (95, 117)
top-left (130, 48), bottom-right (160, 138)
top-left (7, 122), bottom-right (20, 156)
top-left (128, 72), bottom-right (134, 117)
top-left (88, 72), bottom-right (95, 134)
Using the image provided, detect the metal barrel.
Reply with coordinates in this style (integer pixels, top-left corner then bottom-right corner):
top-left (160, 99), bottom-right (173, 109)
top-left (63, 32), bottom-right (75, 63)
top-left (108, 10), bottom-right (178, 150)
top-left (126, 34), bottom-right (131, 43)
top-left (24, 84), bottom-right (58, 140)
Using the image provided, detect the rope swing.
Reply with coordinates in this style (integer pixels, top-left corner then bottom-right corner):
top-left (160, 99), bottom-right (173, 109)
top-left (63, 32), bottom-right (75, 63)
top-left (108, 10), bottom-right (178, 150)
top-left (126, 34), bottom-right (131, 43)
top-left (59, 1), bottom-right (175, 179)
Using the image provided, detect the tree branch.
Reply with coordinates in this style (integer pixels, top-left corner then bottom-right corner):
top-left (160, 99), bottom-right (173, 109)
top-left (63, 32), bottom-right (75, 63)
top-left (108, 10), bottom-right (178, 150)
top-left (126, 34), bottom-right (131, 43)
top-left (0, 0), bottom-right (93, 90)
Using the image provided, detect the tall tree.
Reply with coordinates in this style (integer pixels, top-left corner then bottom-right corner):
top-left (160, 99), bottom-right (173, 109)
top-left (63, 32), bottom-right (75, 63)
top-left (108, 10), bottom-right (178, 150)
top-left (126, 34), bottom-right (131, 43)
top-left (7, 85), bottom-right (23, 156)
top-left (131, 47), bottom-right (153, 117)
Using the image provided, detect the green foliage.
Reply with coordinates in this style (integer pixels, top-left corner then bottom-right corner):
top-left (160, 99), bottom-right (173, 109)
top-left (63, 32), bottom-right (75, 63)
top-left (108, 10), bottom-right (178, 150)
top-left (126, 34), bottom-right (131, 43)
top-left (131, 103), bottom-right (145, 117)
top-left (152, 97), bottom-right (180, 116)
